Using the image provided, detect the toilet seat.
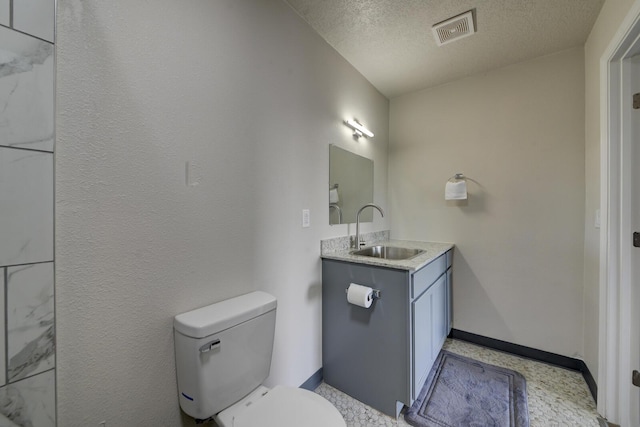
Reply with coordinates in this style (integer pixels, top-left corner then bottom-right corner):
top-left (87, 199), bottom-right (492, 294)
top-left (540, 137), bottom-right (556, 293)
top-left (216, 385), bottom-right (346, 427)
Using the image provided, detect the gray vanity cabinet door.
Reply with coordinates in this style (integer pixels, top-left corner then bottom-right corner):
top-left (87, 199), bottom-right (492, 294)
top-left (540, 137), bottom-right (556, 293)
top-left (412, 273), bottom-right (447, 399)
top-left (412, 286), bottom-right (434, 399)
top-left (431, 274), bottom-right (447, 359)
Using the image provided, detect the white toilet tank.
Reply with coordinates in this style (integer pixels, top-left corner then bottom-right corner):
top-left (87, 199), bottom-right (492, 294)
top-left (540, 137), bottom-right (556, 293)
top-left (173, 291), bottom-right (277, 420)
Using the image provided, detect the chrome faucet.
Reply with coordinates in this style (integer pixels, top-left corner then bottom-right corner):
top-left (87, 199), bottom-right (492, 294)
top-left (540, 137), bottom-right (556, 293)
top-left (353, 203), bottom-right (385, 249)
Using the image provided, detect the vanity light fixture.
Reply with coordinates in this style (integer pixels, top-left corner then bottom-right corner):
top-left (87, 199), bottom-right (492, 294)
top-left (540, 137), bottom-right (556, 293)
top-left (344, 119), bottom-right (374, 139)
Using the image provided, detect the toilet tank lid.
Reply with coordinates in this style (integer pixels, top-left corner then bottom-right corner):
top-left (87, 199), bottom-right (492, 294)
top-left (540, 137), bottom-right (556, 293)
top-left (174, 291), bottom-right (277, 338)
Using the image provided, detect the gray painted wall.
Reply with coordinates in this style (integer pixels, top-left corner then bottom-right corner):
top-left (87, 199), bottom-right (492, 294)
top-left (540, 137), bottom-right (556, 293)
top-left (55, 0), bottom-right (389, 425)
top-left (389, 48), bottom-right (586, 359)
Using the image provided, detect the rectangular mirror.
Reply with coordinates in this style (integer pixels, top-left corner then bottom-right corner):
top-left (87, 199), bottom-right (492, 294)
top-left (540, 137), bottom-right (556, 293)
top-left (329, 145), bottom-right (374, 225)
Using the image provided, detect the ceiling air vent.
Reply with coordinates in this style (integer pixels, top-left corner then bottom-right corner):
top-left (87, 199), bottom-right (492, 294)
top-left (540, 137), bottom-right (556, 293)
top-left (432, 10), bottom-right (475, 46)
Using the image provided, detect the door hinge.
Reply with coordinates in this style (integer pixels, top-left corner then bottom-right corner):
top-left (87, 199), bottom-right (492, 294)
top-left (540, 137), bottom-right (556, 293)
top-left (634, 232), bottom-right (640, 248)
top-left (633, 93), bottom-right (640, 109)
top-left (633, 370), bottom-right (640, 387)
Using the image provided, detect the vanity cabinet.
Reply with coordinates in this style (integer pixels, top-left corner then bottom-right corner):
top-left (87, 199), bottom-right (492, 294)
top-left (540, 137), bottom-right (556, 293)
top-left (322, 249), bottom-right (452, 418)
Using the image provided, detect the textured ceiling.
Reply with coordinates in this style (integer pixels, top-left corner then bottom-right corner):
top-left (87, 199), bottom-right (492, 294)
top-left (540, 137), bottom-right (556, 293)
top-left (285, 0), bottom-right (605, 98)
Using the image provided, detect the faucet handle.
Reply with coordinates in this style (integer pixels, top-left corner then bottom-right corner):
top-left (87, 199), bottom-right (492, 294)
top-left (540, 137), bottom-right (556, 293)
top-left (350, 236), bottom-right (366, 249)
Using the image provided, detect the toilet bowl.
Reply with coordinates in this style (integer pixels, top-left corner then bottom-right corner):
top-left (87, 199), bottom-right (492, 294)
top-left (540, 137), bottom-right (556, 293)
top-left (214, 385), bottom-right (344, 427)
top-left (174, 291), bottom-right (345, 426)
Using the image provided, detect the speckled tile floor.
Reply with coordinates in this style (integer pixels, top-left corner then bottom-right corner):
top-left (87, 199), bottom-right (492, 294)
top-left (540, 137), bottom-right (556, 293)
top-left (315, 338), bottom-right (600, 427)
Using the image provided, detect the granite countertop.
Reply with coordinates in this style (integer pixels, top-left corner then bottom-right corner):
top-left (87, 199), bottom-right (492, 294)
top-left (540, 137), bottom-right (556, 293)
top-left (321, 239), bottom-right (454, 272)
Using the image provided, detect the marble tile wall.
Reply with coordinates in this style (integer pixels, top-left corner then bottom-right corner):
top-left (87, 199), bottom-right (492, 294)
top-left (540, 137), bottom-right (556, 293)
top-left (1, 2), bottom-right (56, 426)
top-left (13, 0), bottom-right (55, 43)
top-left (0, 25), bottom-right (55, 153)
top-left (0, 0), bottom-right (9, 27)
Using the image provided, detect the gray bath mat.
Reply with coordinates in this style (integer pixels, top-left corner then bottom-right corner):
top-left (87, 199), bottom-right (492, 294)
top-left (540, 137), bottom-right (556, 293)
top-left (405, 350), bottom-right (529, 427)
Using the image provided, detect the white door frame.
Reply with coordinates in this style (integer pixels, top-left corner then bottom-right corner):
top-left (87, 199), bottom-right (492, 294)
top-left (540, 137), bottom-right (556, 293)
top-left (600, 1), bottom-right (640, 424)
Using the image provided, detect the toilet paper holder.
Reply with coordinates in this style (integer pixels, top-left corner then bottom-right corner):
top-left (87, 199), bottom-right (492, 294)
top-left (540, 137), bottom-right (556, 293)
top-left (448, 173), bottom-right (465, 182)
top-left (345, 287), bottom-right (381, 299)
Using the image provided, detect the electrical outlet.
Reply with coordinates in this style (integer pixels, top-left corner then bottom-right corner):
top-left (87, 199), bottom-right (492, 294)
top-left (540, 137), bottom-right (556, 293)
top-left (302, 209), bottom-right (310, 228)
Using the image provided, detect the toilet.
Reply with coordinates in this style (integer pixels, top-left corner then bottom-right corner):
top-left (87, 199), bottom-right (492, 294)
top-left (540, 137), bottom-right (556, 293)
top-left (174, 291), bottom-right (346, 427)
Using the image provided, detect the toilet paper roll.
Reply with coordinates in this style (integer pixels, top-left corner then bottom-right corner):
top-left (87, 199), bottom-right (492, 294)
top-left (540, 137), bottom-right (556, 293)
top-left (347, 283), bottom-right (374, 308)
top-left (329, 188), bottom-right (339, 204)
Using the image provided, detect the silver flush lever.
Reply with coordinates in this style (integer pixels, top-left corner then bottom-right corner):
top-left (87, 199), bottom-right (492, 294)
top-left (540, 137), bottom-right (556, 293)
top-left (199, 339), bottom-right (221, 353)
